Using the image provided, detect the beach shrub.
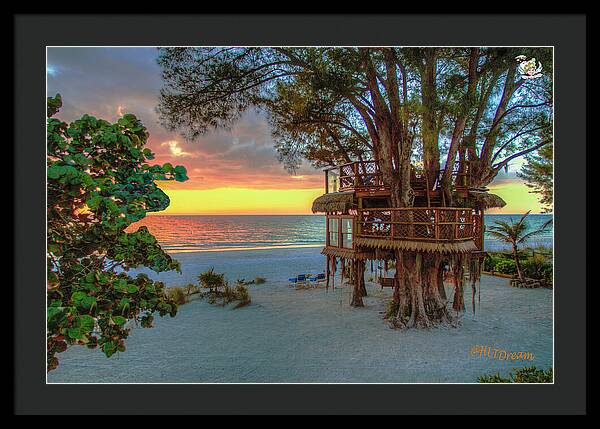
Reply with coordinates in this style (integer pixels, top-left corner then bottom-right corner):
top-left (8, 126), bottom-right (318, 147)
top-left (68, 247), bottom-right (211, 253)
top-left (199, 270), bottom-right (252, 308)
top-left (540, 265), bottom-right (553, 285)
top-left (233, 284), bottom-right (251, 308)
top-left (165, 283), bottom-right (201, 306)
top-left (166, 287), bottom-right (187, 305)
top-left (46, 95), bottom-right (188, 371)
top-left (384, 299), bottom-right (400, 320)
top-left (522, 254), bottom-right (553, 283)
top-left (483, 254), bottom-right (504, 272)
top-left (198, 267), bottom-right (226, 293)
top-left (184, 283), bottom-right (199, 296)
top-left (484, 249), bottom-right (553, 285)
top-left (235, 278), bottom-right (261, 286)
top-left (494, 259), bottom-right (517, 275)
top-left (220, 283), bottom-right (237, 305)
top-left (478, 366), bottom-right (553, 383)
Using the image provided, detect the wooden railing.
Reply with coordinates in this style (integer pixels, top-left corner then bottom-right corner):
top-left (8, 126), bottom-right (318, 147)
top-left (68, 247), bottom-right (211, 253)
top-left (437, 160), bottom-right (473, 189)
top-left (357, 207), bottom-right (475, 242)
top-left (325, 161), bottom-right (385, 193)
top-left (339, 161), bottom-right (386, 191)
top-left (325, 160), bottom-right (472, 193)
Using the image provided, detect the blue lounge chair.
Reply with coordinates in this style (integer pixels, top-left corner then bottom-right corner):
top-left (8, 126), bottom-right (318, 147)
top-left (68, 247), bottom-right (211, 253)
top-left (296, 274), bottom-right (308, 288)
top-left (288, 277), bottom-right (297, 287)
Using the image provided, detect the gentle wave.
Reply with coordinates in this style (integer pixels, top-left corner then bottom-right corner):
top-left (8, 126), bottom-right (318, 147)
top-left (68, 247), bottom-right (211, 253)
top-left (167, 244), bottom-right (325, 253)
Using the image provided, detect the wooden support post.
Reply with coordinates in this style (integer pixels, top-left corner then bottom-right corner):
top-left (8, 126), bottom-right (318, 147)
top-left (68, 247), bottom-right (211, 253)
top-left (325, 255), bottom-right (330, 290)
top-left (325, 213), bottom-right (329, 246)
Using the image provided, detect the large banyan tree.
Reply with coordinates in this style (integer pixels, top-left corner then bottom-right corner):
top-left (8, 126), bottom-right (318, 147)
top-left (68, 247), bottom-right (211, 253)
top-left (157, 47), bottom-right (553, 327)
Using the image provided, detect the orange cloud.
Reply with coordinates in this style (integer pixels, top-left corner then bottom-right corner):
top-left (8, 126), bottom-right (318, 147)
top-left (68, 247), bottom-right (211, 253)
top-left (160, 140), bottom-right (195, 158)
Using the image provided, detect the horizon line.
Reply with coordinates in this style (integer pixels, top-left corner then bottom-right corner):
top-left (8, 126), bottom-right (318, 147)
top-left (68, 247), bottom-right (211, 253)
top-left (146, 212), bottom-right (552, 216)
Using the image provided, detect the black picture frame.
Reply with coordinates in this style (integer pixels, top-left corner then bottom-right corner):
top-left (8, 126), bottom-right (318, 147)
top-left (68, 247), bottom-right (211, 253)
top-left (14, 14), bottom-right (587, 415)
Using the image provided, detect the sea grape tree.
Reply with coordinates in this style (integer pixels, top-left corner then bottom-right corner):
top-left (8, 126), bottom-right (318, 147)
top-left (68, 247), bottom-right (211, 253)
top-left (47, 94), bottom-right (189, 371)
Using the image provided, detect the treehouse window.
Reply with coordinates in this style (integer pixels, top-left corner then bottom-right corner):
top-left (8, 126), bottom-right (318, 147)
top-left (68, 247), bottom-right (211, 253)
top-left (341, 218), bottom-right (353, 249)
top-left (328, 218), bottom-right (339, 247)
top-left (326, 170), bottom-right (340, 194)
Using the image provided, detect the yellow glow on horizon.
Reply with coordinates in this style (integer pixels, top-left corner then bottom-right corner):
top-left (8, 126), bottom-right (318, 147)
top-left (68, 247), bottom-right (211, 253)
top-left (156, 186), bottom-right (324, 215)
top-left (488, 182), bottom-right (544, 214)
top-left (154, 182), bottom-right (543, 215)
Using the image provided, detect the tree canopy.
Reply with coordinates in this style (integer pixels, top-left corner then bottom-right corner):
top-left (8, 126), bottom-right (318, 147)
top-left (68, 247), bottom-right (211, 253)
top-left (157, 47), bottom-right (553, 206)
top-left (47, 94), bottom-right (188, 371)
top-left (156, 47), bottom-right (554, 322)
top-left (518, 137), bottom-right (553, 213)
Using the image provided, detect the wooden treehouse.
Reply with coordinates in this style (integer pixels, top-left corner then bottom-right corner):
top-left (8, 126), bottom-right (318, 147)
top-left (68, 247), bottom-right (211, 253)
top-left (312, 160), bottom-right (506, 293)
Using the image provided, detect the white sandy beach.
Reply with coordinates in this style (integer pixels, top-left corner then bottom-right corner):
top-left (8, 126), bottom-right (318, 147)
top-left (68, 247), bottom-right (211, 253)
top-left (47, 247), bottom-right (553, 383)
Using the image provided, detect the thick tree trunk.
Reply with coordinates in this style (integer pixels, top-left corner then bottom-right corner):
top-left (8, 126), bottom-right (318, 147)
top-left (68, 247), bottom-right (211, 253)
top-left (389, 252), bottom-right (454, 328)
top-left (359, 267), bottom-right (368, 297)
top-left (350, 259), bottom-right (365, 307)
top-left (370, 113), bottom-right (464, 328)
top-left (437, 261), bottom-right (447, 300)
top-left (376, 129), bottom-right (460, 328)
top-left (421, 52), bottom-right (440, 188)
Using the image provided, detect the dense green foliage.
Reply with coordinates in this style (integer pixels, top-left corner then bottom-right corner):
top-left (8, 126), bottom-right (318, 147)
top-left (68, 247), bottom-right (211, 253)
top-left (518, 142), bottom-right (553, 213)
top-left (478, 366), bottom-right (553, 383)
top-left (47, 94), bottom-right (188, 371)
top-left (494, 259), bottom-right (518, 275)
top-left (487, 212), bottom-right (552, 282)
top-left (521, 254), bottom-right (553, 284)
top-left (484, 246), bottom-right (552, 285)
top-left (157, 47), bottom-right (553, 194)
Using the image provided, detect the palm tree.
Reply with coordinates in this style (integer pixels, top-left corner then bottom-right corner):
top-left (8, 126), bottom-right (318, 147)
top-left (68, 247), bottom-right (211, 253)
top-left (487, 211), bottom-right (552, 283)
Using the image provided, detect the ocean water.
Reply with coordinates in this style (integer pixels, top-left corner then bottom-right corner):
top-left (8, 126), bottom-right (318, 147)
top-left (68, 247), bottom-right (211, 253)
top-left (482, 214), bottom-right (553, 251)
top-left (131, 213), bottom-right (553, 253)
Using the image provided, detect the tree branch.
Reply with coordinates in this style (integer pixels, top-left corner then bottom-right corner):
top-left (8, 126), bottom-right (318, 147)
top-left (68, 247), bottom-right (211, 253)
top-left (492, 139), bottom-right (552, 171)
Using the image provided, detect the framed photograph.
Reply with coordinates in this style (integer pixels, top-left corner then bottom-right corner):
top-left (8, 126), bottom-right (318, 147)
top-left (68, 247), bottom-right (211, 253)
top-left (14, 14), bottom-right (586, 415)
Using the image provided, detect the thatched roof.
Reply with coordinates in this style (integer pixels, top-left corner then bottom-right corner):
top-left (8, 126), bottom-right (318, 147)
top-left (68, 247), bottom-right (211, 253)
top-left (321, 247), bottom-right (373, 260)
top-left (312, 192), bottom-right (355, 213)
top-left (321, 247), bottom-right (355, 260)
top-left (467, 191), bottom-right (507, 209)
top-left (354, 237), bottom-right (478, 254)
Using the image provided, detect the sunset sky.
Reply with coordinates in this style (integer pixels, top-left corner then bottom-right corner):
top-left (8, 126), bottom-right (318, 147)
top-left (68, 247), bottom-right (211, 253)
top-left (47, 47), bottom-right (543, 215)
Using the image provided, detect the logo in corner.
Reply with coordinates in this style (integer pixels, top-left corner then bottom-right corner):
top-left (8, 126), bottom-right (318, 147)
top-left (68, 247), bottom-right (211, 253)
top-left (515, 55), bottom-right (543, 80)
